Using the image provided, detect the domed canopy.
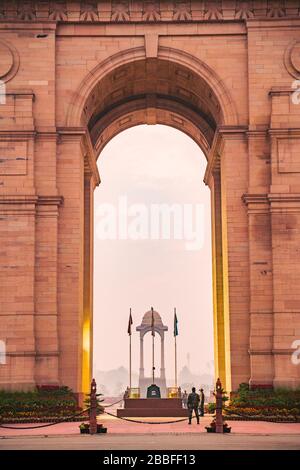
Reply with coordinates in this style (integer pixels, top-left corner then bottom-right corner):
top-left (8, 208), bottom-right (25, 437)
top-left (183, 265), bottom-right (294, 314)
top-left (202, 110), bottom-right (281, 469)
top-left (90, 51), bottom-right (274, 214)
top-left (141, 310), bottom-right (163, 327)
top-left (136, 309), bottom-right (168, 333)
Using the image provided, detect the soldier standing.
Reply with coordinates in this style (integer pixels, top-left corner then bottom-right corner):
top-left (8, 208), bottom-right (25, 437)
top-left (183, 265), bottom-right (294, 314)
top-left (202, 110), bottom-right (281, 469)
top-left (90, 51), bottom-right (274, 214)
top-left (187, 387), bottom-right (200, 424)
top-left (182, 390), bottom-right (188, 408)
top-left (199, 388), bottom-right (205, 416)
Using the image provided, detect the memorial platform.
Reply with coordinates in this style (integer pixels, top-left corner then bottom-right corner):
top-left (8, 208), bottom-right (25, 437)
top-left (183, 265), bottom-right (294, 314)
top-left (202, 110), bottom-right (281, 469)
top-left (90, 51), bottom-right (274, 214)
top-left (117, 398), bottom-right (188, 417)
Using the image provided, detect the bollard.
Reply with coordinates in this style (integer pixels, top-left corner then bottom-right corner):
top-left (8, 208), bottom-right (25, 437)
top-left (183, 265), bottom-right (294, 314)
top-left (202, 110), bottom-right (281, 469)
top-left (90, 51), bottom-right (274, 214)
top-left (215, 378), bottom-right (224, 433)
top-left (89, 378), bottom-right (98, 435)
top-left (205, 378), bottom-right (231, 433)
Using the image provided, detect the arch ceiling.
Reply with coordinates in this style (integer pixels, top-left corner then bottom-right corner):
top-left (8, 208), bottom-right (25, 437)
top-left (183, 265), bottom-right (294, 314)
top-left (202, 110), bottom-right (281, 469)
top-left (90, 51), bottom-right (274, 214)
top-left (79, 57), bottom-right (226, 159)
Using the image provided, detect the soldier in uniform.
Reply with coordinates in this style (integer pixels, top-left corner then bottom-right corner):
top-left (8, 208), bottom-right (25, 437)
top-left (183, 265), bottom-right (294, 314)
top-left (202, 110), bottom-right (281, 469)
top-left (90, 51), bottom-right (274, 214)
top-left (187, 387), bottom-right (200, 424)
top-left (182, 390), bottom-right (188, 408)
top-left (199, 388), bottom-right (205, 416)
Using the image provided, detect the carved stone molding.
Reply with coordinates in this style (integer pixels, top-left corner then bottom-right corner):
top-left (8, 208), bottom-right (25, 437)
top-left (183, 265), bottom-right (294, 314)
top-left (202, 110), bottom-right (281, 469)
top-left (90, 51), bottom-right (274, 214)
top-left (284, 40), bottom-right (300, 79)
top-left (0, 39), bottom-right (20, 83)
top-left (242, 193), bottom-right (269, 214)
top-left (248, 349), bottom-right (295, 357)
top-left (0, 1), bottom-right (298, 23)
top-left (0, 194), bottom-right (63, 206)
top-left (242, 193), bottom-right (300, 213)
top-left (142, 2), bottom-right (160, 22)
top-left (242, 193), bottom-right (269, 205)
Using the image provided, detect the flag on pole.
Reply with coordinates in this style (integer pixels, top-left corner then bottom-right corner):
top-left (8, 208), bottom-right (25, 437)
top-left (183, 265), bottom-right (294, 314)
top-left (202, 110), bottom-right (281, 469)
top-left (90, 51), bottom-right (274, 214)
top-left (174, 309), bottom-right (178, 337)
top-left (127, 309), bottom-right (133, 335)
top-left (151, 307), bottom-right (155, 336)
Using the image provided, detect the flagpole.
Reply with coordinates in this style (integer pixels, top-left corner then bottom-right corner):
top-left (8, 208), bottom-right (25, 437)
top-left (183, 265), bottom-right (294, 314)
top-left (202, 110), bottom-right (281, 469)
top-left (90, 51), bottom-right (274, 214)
top-left (152, 333), bottom-right (155, 383)
top-left (129, 334), bottom-right (132, 391)
top-left (151, 307), bottom-right (155, 384)
top-left (175, 335), bottom-right (177, 388)
top-left (129, 308), bottom-right (132, 393)
top-left (174, 308), bottom-right (177, 388)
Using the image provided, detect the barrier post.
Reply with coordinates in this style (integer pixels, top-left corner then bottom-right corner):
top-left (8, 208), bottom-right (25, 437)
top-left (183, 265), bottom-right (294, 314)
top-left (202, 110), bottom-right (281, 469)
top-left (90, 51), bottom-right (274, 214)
top-left (215, 378), bottom-right (224, 433)
top-left (89, 378), bottom-right (98, 435)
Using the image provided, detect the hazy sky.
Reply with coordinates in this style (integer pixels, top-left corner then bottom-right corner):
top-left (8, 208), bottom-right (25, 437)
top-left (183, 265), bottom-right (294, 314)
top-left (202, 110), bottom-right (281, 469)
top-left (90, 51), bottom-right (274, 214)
top-left (93, 125), bottom-right (214, 385)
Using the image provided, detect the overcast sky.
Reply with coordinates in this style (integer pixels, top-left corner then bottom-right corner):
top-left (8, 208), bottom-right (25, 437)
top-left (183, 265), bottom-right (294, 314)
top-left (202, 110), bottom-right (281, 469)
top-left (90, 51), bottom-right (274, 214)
top-left (93, 125), bottom-right (214, 385)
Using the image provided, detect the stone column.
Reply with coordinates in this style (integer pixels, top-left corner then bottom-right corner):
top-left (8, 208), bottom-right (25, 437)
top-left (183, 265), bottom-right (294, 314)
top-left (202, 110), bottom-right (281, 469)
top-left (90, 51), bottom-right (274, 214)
top-left (208, 169), bottom-right (227, 388)
top-left (267, 90), bottom-right (300, 389)
top-left (34, 133), bottom-right (62, 387)
top-left (56, 132), bottom-right (85, 394)
top-left (243, 132), bottom-right (274, 388)
top-left (139, 333), bottom-right (144, 378)
top-left (205, 128), bottom-right (251, 392)
top-left (0, 195), bottom-right (37, 390)
top-left (160, 332), bottom-right (166, 379)
top-left (82, 172), bottom-right (94, 394)
top-left (219, 129), bottom-right (251, 391)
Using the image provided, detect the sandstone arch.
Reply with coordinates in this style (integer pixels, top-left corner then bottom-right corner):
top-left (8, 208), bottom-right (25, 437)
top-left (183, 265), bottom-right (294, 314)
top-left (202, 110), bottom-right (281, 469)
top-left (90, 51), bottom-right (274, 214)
top-left (1, 3), bottom-right (300, 395)
top-left (71, 51), bottom-right (238, 394)
top-left (67, 46), bottom-right (238, 132)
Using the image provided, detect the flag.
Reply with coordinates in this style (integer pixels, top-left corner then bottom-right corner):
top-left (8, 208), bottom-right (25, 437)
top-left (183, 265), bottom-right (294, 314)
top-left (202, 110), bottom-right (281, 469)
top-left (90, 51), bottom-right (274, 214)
top-left (174, 309), bottom-right (178, 337)
top-left (151, 307), bottom-right (155, 336)
top-left (127, 309), bottom-right (133, 335)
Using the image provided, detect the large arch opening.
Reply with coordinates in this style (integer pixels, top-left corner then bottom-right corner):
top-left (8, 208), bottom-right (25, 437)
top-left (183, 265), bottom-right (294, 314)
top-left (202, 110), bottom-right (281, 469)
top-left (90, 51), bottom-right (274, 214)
top-left (75, 53), bottom-right (232, 394)
top-left (92, 124), bottom-right (214, 397)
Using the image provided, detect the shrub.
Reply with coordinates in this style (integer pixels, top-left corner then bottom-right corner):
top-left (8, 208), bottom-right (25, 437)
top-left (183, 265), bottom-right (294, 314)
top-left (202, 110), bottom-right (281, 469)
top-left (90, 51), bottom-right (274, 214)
top-left (225, 384), bottom-right (300, 419)
top-left (0, 387), bottom-right (80, 422)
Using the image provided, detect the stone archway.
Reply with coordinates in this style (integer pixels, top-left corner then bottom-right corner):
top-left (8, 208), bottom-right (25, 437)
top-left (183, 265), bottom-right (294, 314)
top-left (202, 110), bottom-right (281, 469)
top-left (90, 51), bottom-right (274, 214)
top-left (1, 1), bottom-right (300, 395)
top-left (68, 48), bottom-right (239, 395)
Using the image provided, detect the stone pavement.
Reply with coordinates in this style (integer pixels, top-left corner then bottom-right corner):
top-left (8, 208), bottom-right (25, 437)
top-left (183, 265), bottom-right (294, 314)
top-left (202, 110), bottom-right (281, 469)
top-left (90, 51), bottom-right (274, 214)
top-left (1, 414), bottom-right (300, 438)
top-left (1, 433), bottom-right (300, 450)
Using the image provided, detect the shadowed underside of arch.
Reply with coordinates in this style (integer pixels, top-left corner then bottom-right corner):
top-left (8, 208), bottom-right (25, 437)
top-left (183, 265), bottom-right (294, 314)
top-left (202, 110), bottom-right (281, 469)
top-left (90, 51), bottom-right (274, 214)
top-left (67, 46), bottom-right (238, 158)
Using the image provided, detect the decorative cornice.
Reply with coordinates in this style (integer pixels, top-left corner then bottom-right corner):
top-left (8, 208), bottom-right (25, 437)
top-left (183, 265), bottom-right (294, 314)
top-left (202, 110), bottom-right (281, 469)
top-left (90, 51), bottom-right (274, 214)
top-left (204, 125), bottom-right (248, 185)
top-left (6, 351), bottom-right (60, 357)
top-left (269, 86), bottom-right (294, 97)
top-left (57, 126), bottom-right (86, 136)
top-left (268, 193), bottom-right (300, 204)
top-left (272, 349), bottom-right (294, 356)
top-left (0, 2), bottom-right (299, 24)
top-left (248, 349), bottom-right (273, 356)
top-left (37, 195), bottom-right (64, 206)
top-left (242, 192), bottom-right (300, 213)
top-left (0, 130), bottom-right (36, 139)
top-left (248, 348), bottom-right (296, 356)
top-left (242, 194), bottom-right (268, 205)
top-left (268, 128), bottom-right (300, 137)
top-left (57, 127), bottom-right (100, 185)
top-left (0, 194), bottom-right (63, 206)
top-left (81, 132), bottom-right (101, 186)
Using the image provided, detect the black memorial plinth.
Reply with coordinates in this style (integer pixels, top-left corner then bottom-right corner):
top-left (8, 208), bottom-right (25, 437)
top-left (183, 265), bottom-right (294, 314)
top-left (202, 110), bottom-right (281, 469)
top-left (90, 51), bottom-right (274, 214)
top-left (147, 383), bottom-right (161, 398)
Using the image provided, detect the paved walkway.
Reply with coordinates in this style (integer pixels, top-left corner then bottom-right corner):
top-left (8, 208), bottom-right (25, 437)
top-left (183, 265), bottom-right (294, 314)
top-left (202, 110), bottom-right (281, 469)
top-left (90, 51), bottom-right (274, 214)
top-left (1, 433), bottom-right (300, 450)
top-left (1, 414), bottom-right (300, 437)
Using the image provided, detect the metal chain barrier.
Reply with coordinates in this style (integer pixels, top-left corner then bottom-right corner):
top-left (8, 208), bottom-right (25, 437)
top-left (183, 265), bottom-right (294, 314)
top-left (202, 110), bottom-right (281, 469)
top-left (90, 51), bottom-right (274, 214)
top-left (102, 398), bottom-right (124, 408)
top-left (0, 380), bottom-right (210, 431)
top-left (103, 409), bottom-right (197, 425)
top-left (0, 407), bottom-right (90, 430)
